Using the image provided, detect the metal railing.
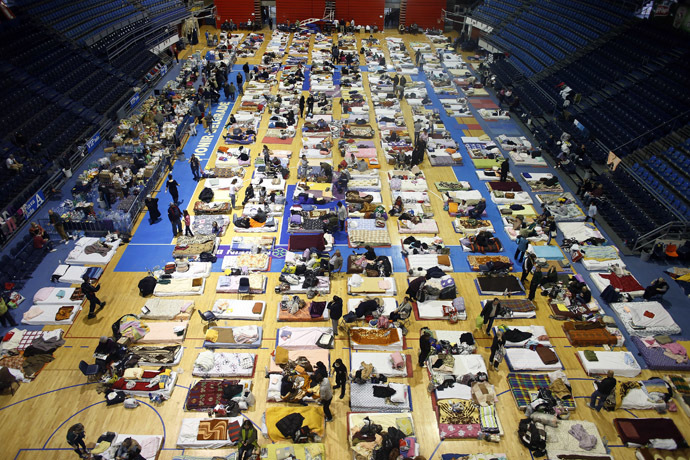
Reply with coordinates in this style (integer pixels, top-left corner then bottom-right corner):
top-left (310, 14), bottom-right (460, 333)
top-left (632, 221), bottom-right (690, 252)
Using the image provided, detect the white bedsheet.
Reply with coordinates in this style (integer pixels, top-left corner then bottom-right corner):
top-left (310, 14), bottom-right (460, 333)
top-left (347, 298), bottom-right (398, 316)
top-left (277, 327), bottom-right (332, 350)
top-left (65, 237), bottom-right (120, 266)
top-left (22, 304), bottom-right (82, 325)
top-left (211, 299), bottom-right (266, 320)
top-left (577, 351), bottom-right (641, 378)
top-left (351, 351), bottom-right (409, 377)
top-left (493, 325), bottom-right (550, 347)
top-left (506, 348), bottom-right (562, 371)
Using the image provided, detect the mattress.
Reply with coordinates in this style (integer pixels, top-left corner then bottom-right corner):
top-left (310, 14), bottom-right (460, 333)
top-left (221, 252), bottom-right (270, 271)
top-left (99, 434), bottom-right (162, 460)
top-left (476, 276), bottom-right (524, 295)
top-left (211, 299), bottom-right (266, 320)
top-left (415, 299), bottom-right (460, 320)
top-left (427, 353), bottom-right (487, 379)
top-left (611, 301), bottom-right (681, 336)
top-left (21, 304), bottom-right (82, 325)
top-left (350, 327), bottom-right (404, 351)
top-left (112, 370), bottom-right (178, 398)
top-left (153, 278), bottom-right (206, 297)
top-left (192, 352), bottom-right (256, 378)
top-left (348, 412), bottom-right (416, 459)
top-left (265, 406), bottom-right (324, 441)
top-left (52, 265), bottom-right (103, 284)
top-left (268, 348), bottom-right (330, 374)
top-left (203, 326), bottom-right (263, 349)
top-left (176, 416), bottom-right (243, 449)
top-left (276, 327), bottom-right (332, 350)
top-left (545, 420), bottom-right (611, 460)
top-left (631, 336), bottom-right (690, 371)
top-left (351, 351), bottom-right (412, 378)
top-left (348, 276), bottom-right (397, 296)
top-left (155, 262), bottom-right (212, 280)
top-left (576, 351), bottom-right (642, 378)
top-left (140, 299), bottom-right (194, 320)
top-left (32, 287), bottom-right (81, 305)
top-left (493, 325), bottom-right (550, 347)
top-left (507, 373), bottom-right (576, 411)
top-left (350, 382), bottom-right (411, 412)
top-left (138, 321), bottom-right (188, 344)
top-left (398, 219), bottom-right (439, 234)
top-left (529, 244), bottom-right (565, 260)
top-left (347, 298), bottom-right (398, 317)
top-left (557, 222), bottom-right (605, 244)
top-left (130, 345), bottom-right (183, 367)
top-left (505, 348), bottom-right (563, 371)
top-left (480, 299), bottom-right (537, 319)
top-left (65, 237), bottom-right (120, 266)
top-left (215, 274), bottom-right (267, 294)
top-left (613, 418), bottom-right (686, 447)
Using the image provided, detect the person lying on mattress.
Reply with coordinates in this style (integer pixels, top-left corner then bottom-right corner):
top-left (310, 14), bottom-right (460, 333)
top-left (279, 367), bottom-right (321, 404)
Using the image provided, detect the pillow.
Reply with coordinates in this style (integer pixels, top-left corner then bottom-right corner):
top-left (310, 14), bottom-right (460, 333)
top-left (205, 329), bottom-right (219, 343)
top-left (123, 368), bottom-right (144, 380)
top-left (274, 346), bottom-right (289, 364)
top-left (378, 279), bottom-right (391, 290)
top-left (654, 335), bottom-right (673, 345)
top-left (33, 287), bottom-right (54, 303)
top-left (252, 302), bottom-right (264, 314)
top-left (396, 417), bottom-right (413, 436)
top-left (617, 420), bottom-right (640, 440)
top-left (195, 351), bottom-right (215, 371)
top-left (437, 255), bottom-right (451, 266)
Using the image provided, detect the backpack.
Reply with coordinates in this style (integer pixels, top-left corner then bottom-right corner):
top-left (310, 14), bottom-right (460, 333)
top-left (199, 187), bottom-right (214, 203)
top-left (199, 252), bottom-right (217, 263)
top-left (138, 276), bottom-right (157, 297)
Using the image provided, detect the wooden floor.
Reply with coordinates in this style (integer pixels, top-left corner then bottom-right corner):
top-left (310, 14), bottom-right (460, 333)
top-left (2, 25), bottom-right (689, 460)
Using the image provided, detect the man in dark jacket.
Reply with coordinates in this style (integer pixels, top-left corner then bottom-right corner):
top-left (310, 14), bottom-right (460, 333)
top-left (418, 329), bottom-right (432, 367)
top-left (528, 269), bottom-right (543, 301)
top-left (145, 194), bottom-right (161, 224)
top-left (327, 296), bottom-right (343, 336)
top-left (499, 158), bottom-right (510, 182)
top-left (82, 274), bottom-right (106, 319)
top-left (590, 370), bottom-right (616, 411)
top-left (190, 154), bottom-right (201, 180)
top-left (168, 202), bottom-right (183, 236)
top-left (521, 253), bottom-right (535, 284)
top-left (481, 298), bottom-right (501, 334)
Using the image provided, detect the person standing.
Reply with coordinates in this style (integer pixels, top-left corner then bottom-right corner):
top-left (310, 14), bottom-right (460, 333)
top-left (327, 295), bottom-right (343, 336)
top-left (481, 298), bottom-right (501, 335)
top-left (521, 253), bottom-right (535, 284)
top-left (229, 178), bottom-right (240, 209)
top-left (318, 374), bottom-right (333, 422)
top-left (228, 82), bottom-right (236, 101)
top-left (166, 174), bottom-right (180, 204)
top-left (183, 210), bottom-right (194, 236)
top-left (336, 201), bottom-right (348, 231)
top-left (237, 73), bottom-right (244, 95)
top-left (204, 111), bottom-right (214, 134)
top-left (515, 234), bottom-right (528, 263)
top-left (306, 94), bottom-right (314, 116)
top-left (528, 269), bottom-right (543, 301)
top-left (48, 209), bottom-right (69, 242)
top-left (299, 95), bottom-right (305, 118)
top-left (545, 216), bottom-right (557, 244)
top-left (268, 16), bottom-right (273, 30)
top-left (418, 329), bottom-right (432, 367)
top-left (585, 201), bottom-right (598, 223)
top-left (81, 275), bottom-right (106, 319)
top-left (243, 62), bottom-right (250, 81)
top-left (66, 423), bottom-right (89, 459)
top-left (168, 202), bottom-right (183, 237)
top-left (190, 154), bottom-right (201, 180)
top-left (499, 159), bottom-right (510, 182)
top-left (332, 358), bottom-right (348, 399)
top-left (145, 194), bottom-right (161, 224)
top-left (237, 420), bottom-right (258, 460)
top-left (329, 250), bottom-right (343, 275)
top-left (489, 329), bottom-right (506, 371)
top-left (590, 370), bottom-right (616, 412)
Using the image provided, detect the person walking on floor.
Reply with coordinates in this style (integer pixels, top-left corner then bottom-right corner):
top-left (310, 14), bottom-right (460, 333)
top-left (183, 210), bottom-right (194, 236)
top-left (82, 275), bottom-right (106, 320)
top-left (327, 295), bottom-right (343, 336)
top-left (336, 201), bottom-right (348, 231)
top-left (418, 329), bottom-right (432, 367)
top-left (190, 154), bottom-right (201, 181)
top-left (489, 329), bottom-right (506, 371)
top-left (521, 253), bottom-right (536, 284)
top-left (237, 73), bottom-right (244, 95)
top-left (48, 209), bottom-right (69, 242)
top-left (500, 158), bottom-right (510, 182)
top-left (299, 95), bottom-right (305, 118)
top-left (237, 419), bottom-right (258, 460)
top-left (166, 174), bottom-right (180, 204)
top-left (203, 111), bottom-right (214, 134)
top-left (317, 373), bottom-right (333, 422)
top-left (306, 94), bottom-right (314, 116)
top-left (515, 234), bottom-right (528, 263)
top-left (145, 194), bottom-right (161, 224)
top-left (243, 62), bottom-right (250, 81)
top-left (528, 269), bottom-right (543, 301)
top-left (66, 423), bottom-right (89, 459)
top-left (332, 358), bottom-right (348, 399)
top-left (168, 202), bottom-right (183, 237)
top-left (590, 370), bottom-right (616, 412)
top-left (481, 297), bottom-right (501, 335)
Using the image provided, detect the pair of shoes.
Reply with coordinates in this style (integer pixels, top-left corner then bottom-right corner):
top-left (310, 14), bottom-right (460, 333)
top-left (49, 248), bottom-right (57, 252)
top-left (87, 314), bottom-right (96, 319)
top-left (339, 394), bottom-right (345, 399)
top-left (97, 302), bottom-right (106, 311)
top-left (326, 418), bottom-right (333, 422)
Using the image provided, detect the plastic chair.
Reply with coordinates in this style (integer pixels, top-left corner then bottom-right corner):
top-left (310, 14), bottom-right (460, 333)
top-left (198, 310), bottom-right (217, 329)
top-left (78, 360), bottom-right (101, 381)
top-left (665, 244), bottom-right (679, 258)
top-left (238, 277), bottom-right (250, 299)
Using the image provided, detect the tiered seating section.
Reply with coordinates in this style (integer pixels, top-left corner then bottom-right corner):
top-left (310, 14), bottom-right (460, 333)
top-left (471, 0), bottom-right (523, 28)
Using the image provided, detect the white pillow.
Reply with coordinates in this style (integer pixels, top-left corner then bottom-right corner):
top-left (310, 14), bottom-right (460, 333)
top-left (195, 351), bottom-right (215, 371)
top-left (389, 383), bottom-right (406, 403)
